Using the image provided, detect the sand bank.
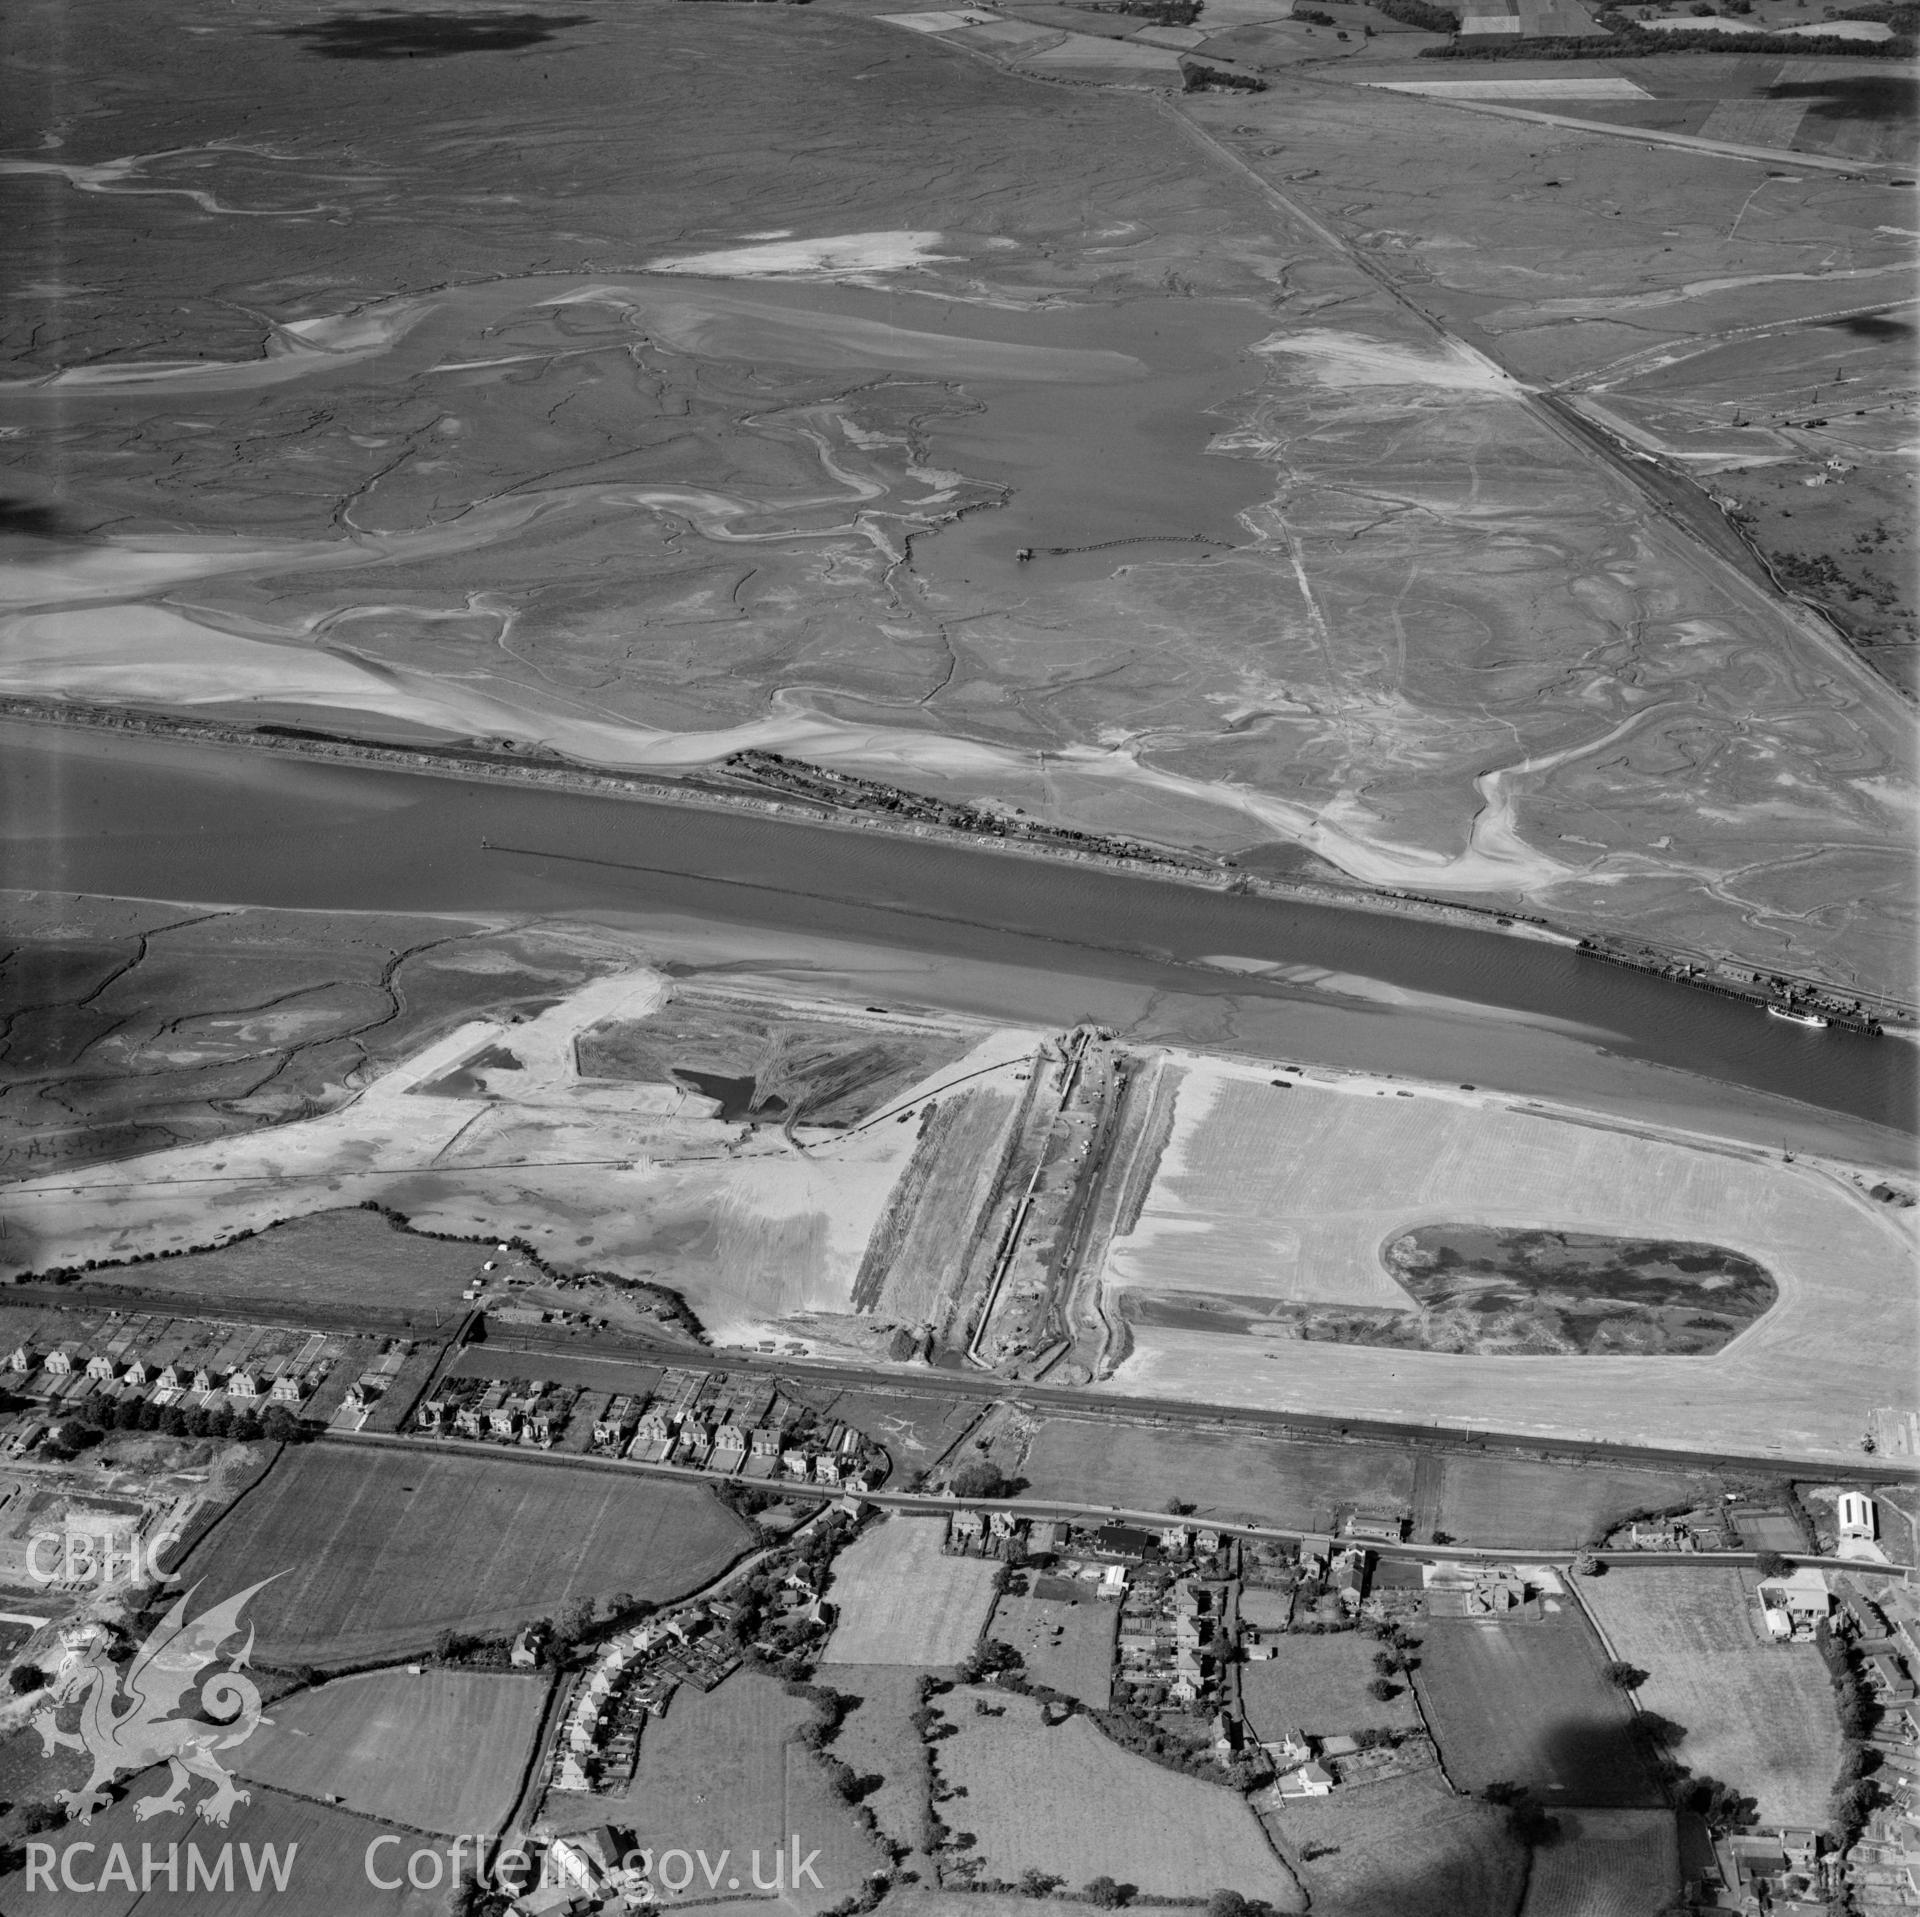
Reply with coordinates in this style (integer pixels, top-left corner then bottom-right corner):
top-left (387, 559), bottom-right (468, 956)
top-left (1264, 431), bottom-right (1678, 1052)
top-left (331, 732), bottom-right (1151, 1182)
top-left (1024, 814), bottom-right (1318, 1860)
top-left (643, 230), bottom-right (959, 278)
top-left (1255, 328), bottom-right (1522, 397)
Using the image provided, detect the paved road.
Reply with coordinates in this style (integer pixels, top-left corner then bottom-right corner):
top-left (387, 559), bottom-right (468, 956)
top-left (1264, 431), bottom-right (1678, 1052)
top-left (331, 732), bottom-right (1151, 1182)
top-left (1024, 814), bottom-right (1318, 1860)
top-left (324, 1429), bottom-right (1913, 1579)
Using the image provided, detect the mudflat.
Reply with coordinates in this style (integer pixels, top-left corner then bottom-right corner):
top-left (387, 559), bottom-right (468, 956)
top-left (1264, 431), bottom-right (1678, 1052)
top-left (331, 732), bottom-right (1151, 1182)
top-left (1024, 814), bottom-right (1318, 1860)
top-left (2, 0), bottom-right (1912, 997)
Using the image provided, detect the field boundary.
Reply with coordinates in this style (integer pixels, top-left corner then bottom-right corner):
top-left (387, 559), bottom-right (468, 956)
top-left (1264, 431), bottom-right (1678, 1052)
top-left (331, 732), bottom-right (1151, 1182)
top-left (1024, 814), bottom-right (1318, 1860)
top-left (238, 1672), bottom-right (549, 1839)
top-left (502, 1670), bottom-right (572, 1845)
top-left (156, 1439), bottom-right (287, 1579)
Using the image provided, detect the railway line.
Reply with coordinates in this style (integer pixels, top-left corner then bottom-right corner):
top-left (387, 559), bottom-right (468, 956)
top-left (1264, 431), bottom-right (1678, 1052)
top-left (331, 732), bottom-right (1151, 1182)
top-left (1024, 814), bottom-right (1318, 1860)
top-left (476, 1318), bottom-right (1915, 1486)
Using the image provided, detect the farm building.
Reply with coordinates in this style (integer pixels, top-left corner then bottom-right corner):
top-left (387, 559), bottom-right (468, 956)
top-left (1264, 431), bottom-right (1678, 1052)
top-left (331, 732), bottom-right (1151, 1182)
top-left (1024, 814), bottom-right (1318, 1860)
top-left (1838, 1492), bottom-right (1878, 1542)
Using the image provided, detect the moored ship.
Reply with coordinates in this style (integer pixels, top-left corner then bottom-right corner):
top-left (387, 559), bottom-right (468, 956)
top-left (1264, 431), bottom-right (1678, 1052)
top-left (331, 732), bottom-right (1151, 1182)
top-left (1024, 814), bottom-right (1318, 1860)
top-left (1766, 1003), bottom-right (1830, 1030)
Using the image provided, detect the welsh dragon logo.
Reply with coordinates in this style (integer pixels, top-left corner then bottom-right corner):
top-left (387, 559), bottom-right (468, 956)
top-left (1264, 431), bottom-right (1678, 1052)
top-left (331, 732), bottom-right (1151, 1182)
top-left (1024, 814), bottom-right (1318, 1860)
top-left (32, 1579), bottom-right (278, 1827)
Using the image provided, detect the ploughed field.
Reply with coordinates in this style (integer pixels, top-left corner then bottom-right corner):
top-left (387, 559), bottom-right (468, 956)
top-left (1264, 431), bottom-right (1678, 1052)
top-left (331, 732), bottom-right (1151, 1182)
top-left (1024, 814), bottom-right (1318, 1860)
top-left (1517, 1809), bottom-right (1681, 1917)
top-left (177, 1445), bottom-right (750, 1664)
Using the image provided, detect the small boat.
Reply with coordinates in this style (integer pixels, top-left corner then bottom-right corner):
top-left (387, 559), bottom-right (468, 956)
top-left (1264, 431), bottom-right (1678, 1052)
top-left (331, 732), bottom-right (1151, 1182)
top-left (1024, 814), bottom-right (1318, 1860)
top-left (1766, 1004), bottom-right (1828, 1029)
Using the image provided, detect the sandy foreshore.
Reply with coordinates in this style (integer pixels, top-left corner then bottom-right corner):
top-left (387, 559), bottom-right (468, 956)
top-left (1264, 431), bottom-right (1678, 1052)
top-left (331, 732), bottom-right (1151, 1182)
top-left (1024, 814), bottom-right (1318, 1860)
top-left (0, 693), bottom-right (1581, 939)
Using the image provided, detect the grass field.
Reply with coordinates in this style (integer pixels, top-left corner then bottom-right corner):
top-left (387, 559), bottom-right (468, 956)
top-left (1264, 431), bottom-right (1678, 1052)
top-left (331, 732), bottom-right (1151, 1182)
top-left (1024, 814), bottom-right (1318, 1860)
top-left (817, 1664), bottom-right (938, 1870)
top-left (1270, 1769), bottom-right (1527, 1917)
top-left (179, 1445), bottom-right (749, 1663)
top-left (236, 1668), bottom-right (548, 1833)
top-left (932, 1687), bottom-right (1302, 1905)
top-left (820, 1519), bottom-right (999, 1667)
top-left (1099, 1062), bottom-right (1918, 1461)
top-left (1518, 1809), bottom-right (1680, 1917)
top-left (1579, 1568), bottom-right (1842, 1826)
top-left (0, 1781), bottom-right (446, 1915)
top-left (1019, 1418), bottom-right (1413, 1531)
top-left (66, 1207), bottom-right (512, 1315)
top-left (1434, 1457), bottom-right (1716, 1551)
top-left (1239, 1633), bottom-right (1422, 1739)
top-left (819, 1391), bottom-right (987, 1473)
top-left (544, 1671), bottom-right (887, 1913)
top-left (987, 1593), bottom-right (1117, 1708)
top-left (1414, 1606), bottom-right (1661, 1808)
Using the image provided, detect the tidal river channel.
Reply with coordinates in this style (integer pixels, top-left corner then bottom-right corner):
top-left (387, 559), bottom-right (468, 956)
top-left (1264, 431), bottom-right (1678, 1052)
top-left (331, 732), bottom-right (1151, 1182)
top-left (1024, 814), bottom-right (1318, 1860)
top-left (3, 719), bottom-right (1914, 1150)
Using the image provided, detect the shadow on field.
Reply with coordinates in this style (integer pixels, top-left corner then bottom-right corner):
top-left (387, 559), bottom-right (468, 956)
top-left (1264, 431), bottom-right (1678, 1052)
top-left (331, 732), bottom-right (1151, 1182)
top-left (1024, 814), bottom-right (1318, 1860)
top-left (1767, 70), bottom-right (1919, 124)
top-left (1821, 313), bottom-right (1915, 340)
top-left (275, 9), bottom-right (593, 57)
top-left (0, 496), bottom-right (83, 539)
top-left (1538, 1714), bottom-right (1669, 1810)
